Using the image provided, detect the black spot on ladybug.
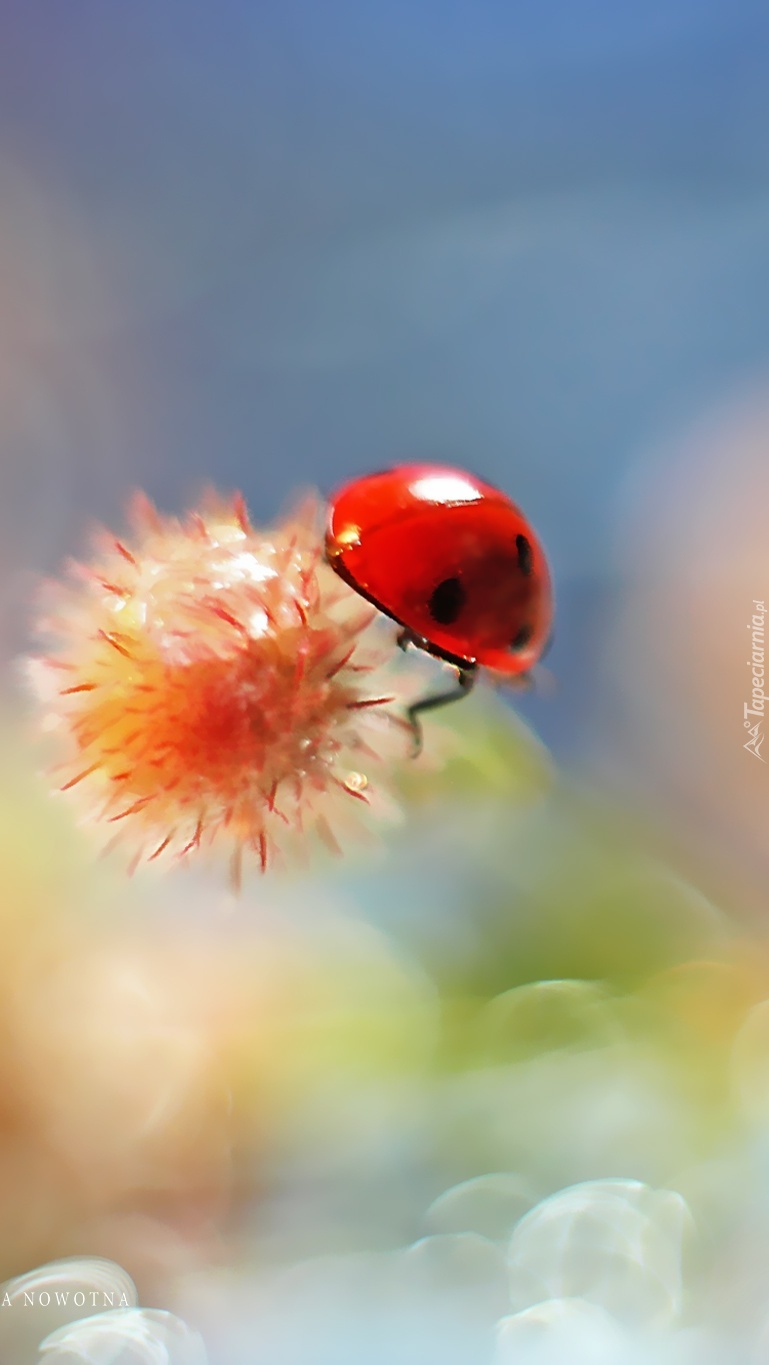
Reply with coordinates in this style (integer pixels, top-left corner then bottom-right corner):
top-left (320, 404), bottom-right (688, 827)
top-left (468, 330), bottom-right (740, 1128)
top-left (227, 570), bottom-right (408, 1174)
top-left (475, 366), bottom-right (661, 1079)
top-left (511, 623), bottom-right (533, 651)
top-left (428, 577), bottom-right (465, 626)
top-left (516, 534), bottom-right (533, 576)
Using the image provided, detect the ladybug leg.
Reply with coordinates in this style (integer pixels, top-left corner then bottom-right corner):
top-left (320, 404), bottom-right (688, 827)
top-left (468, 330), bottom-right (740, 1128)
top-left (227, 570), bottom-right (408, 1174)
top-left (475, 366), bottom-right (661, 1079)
top-left (405, 666), bottom-right (476, 758)
top-left (396, 626), bottom-right (420, 654)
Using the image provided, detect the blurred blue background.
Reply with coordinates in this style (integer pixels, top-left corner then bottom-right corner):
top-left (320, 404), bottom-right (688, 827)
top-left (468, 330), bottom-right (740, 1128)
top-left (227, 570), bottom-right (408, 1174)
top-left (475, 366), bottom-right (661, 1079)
top-left (5, 11), bottom-right (769, 1360)
top-left (2, 0), bottom-right (769, 764)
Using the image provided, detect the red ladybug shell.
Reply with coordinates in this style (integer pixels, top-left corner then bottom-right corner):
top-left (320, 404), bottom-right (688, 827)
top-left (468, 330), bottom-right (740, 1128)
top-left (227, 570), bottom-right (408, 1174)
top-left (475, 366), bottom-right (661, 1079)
top-left (325, 464), bottom-right (552, 676)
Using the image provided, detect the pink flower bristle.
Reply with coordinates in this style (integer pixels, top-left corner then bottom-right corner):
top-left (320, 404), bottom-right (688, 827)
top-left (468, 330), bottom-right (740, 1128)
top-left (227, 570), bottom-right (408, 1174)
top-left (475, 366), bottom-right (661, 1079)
top-left (27, 487), bottom-right (418, 882)
top-left (60, 763), bottom-right (100, 792)
top-left (96, 630), bottom-right (133, 659)
top-left (42, 658), bottom-right (74, 672)
top-left (148, 833), bottom-right (174, 862)
top-left (108, 795), bottom-right (156, 823)
top-left (128, 490), bottom-right (162, 532)
top-left (113, 540), bottom-right (137, 566)
top-left (331, 775), bottom-right (370, 805)
top-left (180, 821), bottom-right (204, 857)
top-left (315, 814), bottom-right (342, 857)
top-left (325, 647), bottom-right (356, 681)
top-left (203, 601), bottom-right (249, 634)
top-left (232, 493), bottom-right (249, 533)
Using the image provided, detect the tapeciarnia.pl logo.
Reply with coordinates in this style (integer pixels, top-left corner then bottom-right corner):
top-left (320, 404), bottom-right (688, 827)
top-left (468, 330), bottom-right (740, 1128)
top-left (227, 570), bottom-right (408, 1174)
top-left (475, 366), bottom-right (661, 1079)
top-left (744, 599), bottom-right (767, 761)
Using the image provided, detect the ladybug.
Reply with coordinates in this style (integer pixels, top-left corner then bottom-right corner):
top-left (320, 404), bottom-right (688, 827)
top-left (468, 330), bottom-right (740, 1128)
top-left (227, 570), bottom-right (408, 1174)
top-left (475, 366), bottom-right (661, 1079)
top-left (325, 464), bottom-right (553, 752)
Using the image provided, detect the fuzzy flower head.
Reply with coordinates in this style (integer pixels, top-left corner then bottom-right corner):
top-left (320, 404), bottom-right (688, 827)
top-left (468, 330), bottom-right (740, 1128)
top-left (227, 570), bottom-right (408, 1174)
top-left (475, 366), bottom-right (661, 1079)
top-left (28, 491), bottom-right (415, 885)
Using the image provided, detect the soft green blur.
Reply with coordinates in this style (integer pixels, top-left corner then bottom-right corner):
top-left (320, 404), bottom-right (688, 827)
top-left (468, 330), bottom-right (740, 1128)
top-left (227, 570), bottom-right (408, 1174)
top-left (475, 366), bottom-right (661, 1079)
top-left (1, 692), bottom-right (765, 1343)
